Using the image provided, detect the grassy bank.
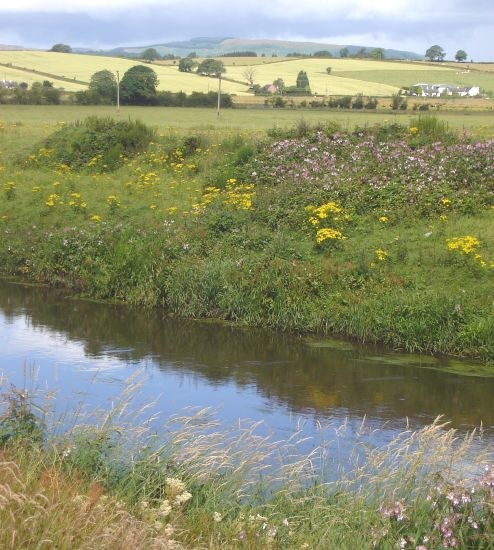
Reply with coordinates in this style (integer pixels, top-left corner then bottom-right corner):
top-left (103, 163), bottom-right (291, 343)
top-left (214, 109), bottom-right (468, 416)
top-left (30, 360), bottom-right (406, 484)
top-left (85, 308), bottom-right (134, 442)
top-left (1, 379), bottom-right (493, 548)
top-left (0, 113), bottom-right (493, 362)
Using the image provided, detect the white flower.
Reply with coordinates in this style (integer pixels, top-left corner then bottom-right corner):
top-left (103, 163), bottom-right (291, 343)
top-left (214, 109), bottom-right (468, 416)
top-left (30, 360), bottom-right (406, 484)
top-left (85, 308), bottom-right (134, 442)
top-left (166, 477), bottom-right (186, 498)
top-left (159, 499), bottom-right (172, 518)
top-left (213, 512), bottom-right (222, 523)
top-left (174, 491), bottom-right (192, 506)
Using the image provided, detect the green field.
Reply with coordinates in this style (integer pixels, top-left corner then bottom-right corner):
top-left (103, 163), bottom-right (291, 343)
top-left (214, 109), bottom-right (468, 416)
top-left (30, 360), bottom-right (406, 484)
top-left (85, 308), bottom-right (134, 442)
top-left (2, 51), bottom-right (494, 99)
top-left (1, 105), bottom-right (494, 140)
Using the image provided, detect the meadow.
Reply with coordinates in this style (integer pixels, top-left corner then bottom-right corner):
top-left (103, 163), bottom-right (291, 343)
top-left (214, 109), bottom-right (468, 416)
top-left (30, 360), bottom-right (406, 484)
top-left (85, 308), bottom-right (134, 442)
top-left (1, 104), bottom-right (494, 138)
top-left (2, 50), bottom-right (494, 99)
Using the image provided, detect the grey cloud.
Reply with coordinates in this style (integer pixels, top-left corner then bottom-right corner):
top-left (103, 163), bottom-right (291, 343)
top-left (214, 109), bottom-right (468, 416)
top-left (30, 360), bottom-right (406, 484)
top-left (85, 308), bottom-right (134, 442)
top-left (0, 3), bottom-right (492, 60)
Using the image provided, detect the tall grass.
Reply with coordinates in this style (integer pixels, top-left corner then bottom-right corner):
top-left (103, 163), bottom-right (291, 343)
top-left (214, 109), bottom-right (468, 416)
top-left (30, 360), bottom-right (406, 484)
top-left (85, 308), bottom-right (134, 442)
top-left (0, 373), bottom-right (493, 548)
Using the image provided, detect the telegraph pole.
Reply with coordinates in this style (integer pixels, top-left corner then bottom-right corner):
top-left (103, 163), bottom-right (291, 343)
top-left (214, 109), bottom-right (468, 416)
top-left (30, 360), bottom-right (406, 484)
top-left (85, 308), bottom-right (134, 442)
top-left (116, 70), bottom-right (120, 113)
top-left (217, 75), bottom-right (222, 118)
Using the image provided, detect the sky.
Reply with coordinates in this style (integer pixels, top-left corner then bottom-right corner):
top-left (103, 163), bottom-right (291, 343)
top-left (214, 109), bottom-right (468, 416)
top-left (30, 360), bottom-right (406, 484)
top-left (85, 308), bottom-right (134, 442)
top-left (1, 0), bottom-right (493, 61)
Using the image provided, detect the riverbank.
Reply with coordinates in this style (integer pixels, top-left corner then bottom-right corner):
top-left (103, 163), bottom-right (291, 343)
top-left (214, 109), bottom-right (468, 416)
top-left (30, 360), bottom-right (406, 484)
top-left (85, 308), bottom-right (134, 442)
top-left (1, 380), bottom-right (493, 549)
top-left (0, 114), bottom-right (493, 362)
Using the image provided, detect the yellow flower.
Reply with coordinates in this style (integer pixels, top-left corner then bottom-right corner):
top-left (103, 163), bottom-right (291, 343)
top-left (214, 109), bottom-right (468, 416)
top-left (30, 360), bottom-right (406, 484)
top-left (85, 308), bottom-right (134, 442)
top-left (316, 228), bottom-right (346, 243)
top-left (375, 248), bottom-right (388, 261)
top-left (379, 216), bottom-right (388, 223)
top-left (313, 201), bottom-right (342, 219)
top-left (446, 236), bottom-right (480, 254)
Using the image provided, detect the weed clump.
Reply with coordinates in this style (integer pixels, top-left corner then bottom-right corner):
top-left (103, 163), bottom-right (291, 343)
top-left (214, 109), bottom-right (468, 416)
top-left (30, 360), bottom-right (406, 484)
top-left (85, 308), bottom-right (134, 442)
top-left (26, 116), bottom-right (156, 172)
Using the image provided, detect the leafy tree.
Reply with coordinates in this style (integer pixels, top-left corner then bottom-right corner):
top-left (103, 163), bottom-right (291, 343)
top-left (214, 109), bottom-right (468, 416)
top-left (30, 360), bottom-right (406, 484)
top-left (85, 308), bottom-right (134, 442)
top-left (187, 52), bottom-right (198, 58)
top-left (296, 70), bottom-right (310, 91)
top-left (326, 67), bottom-right (332, 75)
top-left (242, 66), bottom-right (257, 86)
top-left (49, 44), bottom-right (72, 53)
top-left (273, 78), bottom-right (285, 94)
top-left (372, 48), bottom-right (385, 60)
top-left (425, 45), bottom-right (446, 61)
top-left (120, 65), bottom-right (159, 105)
top-left (196, 58), bottom-right (225, 77)
top-left (178, 58), bottom-right (196, 72)
top-left (89, 70), bottom-right (117, 101)
top-left (339, 47), bottom-right (349, 58)
top-left (141, 48), bottom-right (160, 62)
top-left (455, 49), bottom-right (467, 62)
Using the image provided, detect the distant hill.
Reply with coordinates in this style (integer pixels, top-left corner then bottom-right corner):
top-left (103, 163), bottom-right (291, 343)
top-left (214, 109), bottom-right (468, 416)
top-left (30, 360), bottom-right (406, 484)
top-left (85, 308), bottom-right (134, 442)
top-left (0, 44), bottom-right (31, 51)
top-left (80, 37), bottom-right (421, 61)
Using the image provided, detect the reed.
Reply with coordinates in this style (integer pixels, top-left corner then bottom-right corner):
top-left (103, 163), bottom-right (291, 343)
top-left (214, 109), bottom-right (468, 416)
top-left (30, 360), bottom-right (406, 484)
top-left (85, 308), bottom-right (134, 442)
top-left (0, 373), bottom-right (492, 548)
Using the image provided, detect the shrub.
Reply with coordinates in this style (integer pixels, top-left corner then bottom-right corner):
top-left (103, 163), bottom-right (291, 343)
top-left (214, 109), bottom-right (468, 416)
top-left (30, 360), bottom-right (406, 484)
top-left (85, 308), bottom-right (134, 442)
top-left (26, 117), bottom-right (156, 172)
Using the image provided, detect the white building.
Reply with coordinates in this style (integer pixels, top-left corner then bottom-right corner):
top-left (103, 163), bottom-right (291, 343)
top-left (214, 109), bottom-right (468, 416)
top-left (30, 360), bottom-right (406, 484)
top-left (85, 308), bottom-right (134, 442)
top-left (410, 83), bottom-right (480, 97)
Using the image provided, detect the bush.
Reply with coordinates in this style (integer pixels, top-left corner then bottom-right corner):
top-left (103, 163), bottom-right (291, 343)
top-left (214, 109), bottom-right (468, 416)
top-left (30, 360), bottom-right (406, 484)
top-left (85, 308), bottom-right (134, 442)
top-left (27, 117), bottom-right (156, 172)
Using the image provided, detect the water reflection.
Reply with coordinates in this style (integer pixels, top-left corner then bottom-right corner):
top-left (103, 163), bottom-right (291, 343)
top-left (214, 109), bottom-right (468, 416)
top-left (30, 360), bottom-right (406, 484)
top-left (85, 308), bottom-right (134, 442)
top-left (1, 280), bottom-right (493, 434)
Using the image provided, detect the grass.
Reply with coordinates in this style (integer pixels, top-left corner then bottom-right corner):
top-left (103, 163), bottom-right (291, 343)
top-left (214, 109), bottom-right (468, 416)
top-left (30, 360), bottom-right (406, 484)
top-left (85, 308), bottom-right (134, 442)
top-left (0, 376), bottom-right (493, 548)
top-left (1, 105), bottom-right (494, 139)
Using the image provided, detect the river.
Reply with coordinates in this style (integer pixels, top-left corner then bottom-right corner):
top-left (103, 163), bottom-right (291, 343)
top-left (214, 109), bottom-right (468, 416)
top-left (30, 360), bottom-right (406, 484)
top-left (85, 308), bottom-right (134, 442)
top-left (1, 279), bottom-right (493, 468)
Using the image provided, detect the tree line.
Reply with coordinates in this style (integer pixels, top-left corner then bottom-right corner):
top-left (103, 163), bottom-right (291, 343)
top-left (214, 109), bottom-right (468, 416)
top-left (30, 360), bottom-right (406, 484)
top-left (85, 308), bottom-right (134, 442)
top-left (75, 65), bottom-right (231, 106)
top-left (0, 66), bottom-right (233, 107)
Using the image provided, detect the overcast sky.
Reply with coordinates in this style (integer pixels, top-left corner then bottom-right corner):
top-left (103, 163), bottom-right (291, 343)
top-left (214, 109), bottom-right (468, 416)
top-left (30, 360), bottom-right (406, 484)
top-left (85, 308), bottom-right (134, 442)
top-left (1, 0), bottom-right (493, 61)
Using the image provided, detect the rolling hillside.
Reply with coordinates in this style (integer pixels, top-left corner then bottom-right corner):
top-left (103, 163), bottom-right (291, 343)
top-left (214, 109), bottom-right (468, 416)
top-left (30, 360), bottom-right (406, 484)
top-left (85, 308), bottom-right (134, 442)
top-left (0, 51), bottom-right (250, 96)
top-left (108, 36), bottom-right (422, 60)
top-left (1, 51), bottom-right (493, 98)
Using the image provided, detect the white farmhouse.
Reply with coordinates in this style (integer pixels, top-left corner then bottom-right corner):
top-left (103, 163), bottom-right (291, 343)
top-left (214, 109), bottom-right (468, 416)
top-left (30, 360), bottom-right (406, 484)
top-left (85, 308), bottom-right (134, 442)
top-left (410, 83), bottom-right (480, 97)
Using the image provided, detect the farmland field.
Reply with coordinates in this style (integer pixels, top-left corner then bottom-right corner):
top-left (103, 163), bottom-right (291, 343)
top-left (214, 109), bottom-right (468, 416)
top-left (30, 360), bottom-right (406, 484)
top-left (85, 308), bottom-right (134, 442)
top-left (0, 51), bottom-right (250, 95)
top-left (3, 51), bottom-right (494, 99)
top-left (0, 63), bottom-right (84, 90)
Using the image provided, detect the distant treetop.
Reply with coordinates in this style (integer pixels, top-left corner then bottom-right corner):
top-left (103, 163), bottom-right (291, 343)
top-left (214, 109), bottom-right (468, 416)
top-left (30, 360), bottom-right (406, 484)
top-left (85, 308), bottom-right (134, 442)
top-left (425, 45), bottom-right (446, 61)
top-left (49, 44), bottom-right (72, 53)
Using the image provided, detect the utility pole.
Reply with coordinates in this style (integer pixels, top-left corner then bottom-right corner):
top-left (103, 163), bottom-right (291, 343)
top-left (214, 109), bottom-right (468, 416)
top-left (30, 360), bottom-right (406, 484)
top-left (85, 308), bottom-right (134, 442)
top-left (116, 70), bottom-right (120, 113)
top-left (217, 75), bottom-right (221, 118)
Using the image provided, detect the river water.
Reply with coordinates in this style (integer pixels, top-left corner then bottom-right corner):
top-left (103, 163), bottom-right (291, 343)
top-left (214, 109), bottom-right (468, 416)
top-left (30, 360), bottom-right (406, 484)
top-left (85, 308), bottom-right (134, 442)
top-left (1, 279), bottom-right (493, 466)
